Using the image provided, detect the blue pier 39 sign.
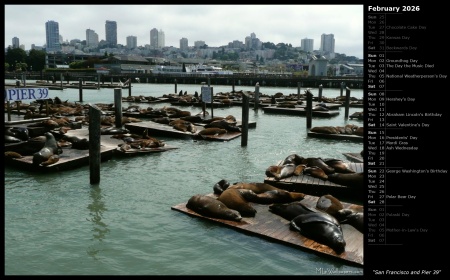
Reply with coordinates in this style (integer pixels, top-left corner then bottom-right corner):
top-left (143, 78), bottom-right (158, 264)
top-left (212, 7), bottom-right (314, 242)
top-left (4, 88), bottom-right (50, 102)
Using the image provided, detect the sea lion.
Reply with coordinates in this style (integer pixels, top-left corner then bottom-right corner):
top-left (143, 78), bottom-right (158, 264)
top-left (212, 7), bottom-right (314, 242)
top-left (281, 154), bottom-right (305, 165)
top-left (186, 194), bottom-right (242, 222)
top-left (197, 127), bottom-right (227, 136)
top-left (327, 172), bottom-right (364, 189)
top-left (204, 119), bottom-right (241, 132)
top-left (310, 126), bottom-right (340, 134)
top-left (269, 201), bottom-right (318, 221)
top-left (322, 158), bottom-right (355, 173)
top-left (5, 151), bottom-right (23, 158)
top-left (265, 163), bottom-right (297, 180)
top-left (316, 194), bottom-right (344, 217)
top-left (337, 209), bottom-right (364, 233)
top-left (32, 132), bottom-right (62, 165)
top-left (228, 182), bottom-right (282, 194)
top-left (213, 179), bottom-right (231, 194)
top-left (302, 157), bottom-right (335, 174)
top-left (290, 212), bottom-right (346, 254)
top-left (250, 190), bottom-right (305, 204)
top-left (40, 154), bottom-right (60, 166)
top-left (217, 188), bottom-right (258, 217)
top-left (303, 166), bottom-right (328, 180)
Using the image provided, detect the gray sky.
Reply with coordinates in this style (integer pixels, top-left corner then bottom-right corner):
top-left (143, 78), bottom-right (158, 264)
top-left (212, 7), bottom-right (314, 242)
top-left (5, 4), bottom-right (364, 58)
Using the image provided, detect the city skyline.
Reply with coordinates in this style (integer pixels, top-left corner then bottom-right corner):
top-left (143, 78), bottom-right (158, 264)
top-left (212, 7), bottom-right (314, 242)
top-left (4, 4), bottom-right (363, 58)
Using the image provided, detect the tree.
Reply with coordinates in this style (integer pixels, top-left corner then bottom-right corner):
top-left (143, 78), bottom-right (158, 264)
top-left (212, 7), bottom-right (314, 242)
top-left (5, 47), bottom-right (27, 71)
top-left (27, 49), bottom-right (46, 71)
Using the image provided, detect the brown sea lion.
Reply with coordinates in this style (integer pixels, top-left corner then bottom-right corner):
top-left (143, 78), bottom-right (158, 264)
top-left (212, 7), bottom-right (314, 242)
top-left (197, 127), bottom-right (227, 136)
top-left (5, 151), bottom-right (23, 158)
top-left (316, 194), bottom-right (344, 217)
top-left (186, 194), bottom-right (242, 222)
top-left (310, 126), bottom-right (339, 134)
top-left (228, 182), bottom-right (282, 194)
top-left (281, 154), bottom-right (305, 165)
top-left (327, 172), bottom-right (364, 188)
top-left (40, 154), bottom-right (60, 166)
top-left (217, 188), bottom-right (258, 217)
top-left (250, 190), bottom-right (305, 204)
top-left (303, 166), bottom-right (328, 180)
top-left (265, 163), bottom-right (298, 180)
top-left (302, 157), bottom-right (335, 174)
top-left (322, 158), bottom-right (355, 173)
top-left (213, 179), bottom-right (231, 194)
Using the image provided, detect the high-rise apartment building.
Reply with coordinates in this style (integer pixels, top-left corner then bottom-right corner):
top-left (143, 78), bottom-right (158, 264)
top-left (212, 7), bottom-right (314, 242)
top-left (86, 29), bottom-right (99, 47)
top-left (127, 36), bottom-right (137, 49)
top-left (180, 37), bottom-right (188, 51)
top-left (320, 33), bottom-right (335, 53)
top-left (150, 28), bottom-right (158, 48)
top-left (158, 29), bottom-right (165, 48)
top-left (301, 38), bottom-right (314, 52)
top-left (150, 28), bottom-right (165, 48)
top-left (105, 20), bottom-right (117, 47)
top-left (45, 20), bottom-right (61, 52)
top-left (12, 37), bottom-right (20, 48)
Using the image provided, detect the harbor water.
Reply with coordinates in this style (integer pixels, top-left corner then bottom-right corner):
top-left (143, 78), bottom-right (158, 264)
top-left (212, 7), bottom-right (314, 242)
top-left (4, 80), bottom-right (364, 275)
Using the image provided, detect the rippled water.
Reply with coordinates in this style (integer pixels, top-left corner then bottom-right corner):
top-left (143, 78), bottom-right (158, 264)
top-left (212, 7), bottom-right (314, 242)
top-left (5, 80), bottom-right (364, 275)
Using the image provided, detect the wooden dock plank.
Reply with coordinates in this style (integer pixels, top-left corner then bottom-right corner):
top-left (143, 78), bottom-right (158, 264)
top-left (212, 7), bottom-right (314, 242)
top-left (343, 153), bottom-right (364, 163)
top-left (307, 131), bottom-right (363, 142)
top-left (262, 106), bottom-right (340, 117)
top-left (171, 194), bottom-right (363, 266)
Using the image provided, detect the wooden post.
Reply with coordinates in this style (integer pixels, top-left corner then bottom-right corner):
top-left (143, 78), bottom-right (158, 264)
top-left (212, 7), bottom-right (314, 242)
top-left (297, 82), bottom-right (301, 100)
top-left (114, 88), bottom-right (123, 128)
top-left (345, 87), bottom-right (351, 119)
top-left (201, 82), bottom-right (206, 117)
top-left (89, 104), bottom-right (102, 184)
top-left (15, 101), bottom-right (21, 116)
top-left (232, 79), bottom-right (235, 92)
top-left (241, 93), bottom-right (249, 146)
top-left (7, 101), bottom-right (11, 121)
top-left (318, 84), bottom-right (323, 102)
top-left (128, 77), bottom-right (131, 97)
top-left (111, 77), bottom-right (113, 85)
top-left (340, 82), bottom-right (345, 97)
top-left (60, 73), bottom-right (63, 88)
top-left (22, 73), bottom-right (26, 87)
top-left (210, 87), bottom-right (214, 118)
top-left (45, 100), bottom-right (49, 116)
top-left (78, 78), bottom-right (83, 102)
top-left (254, 83), bottom-right (260, 110)
top-left (174, 79), bottom-right (177, 93)
top-left (97, 74), bottom-right (100, 89)
top-left (306, 89), bottom-right (313, 128)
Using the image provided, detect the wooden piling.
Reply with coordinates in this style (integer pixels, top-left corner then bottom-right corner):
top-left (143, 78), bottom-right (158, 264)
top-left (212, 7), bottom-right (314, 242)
top-left (174, 79), bottom-right (177, 93)
top-left (114, 88), bottom-right (123, 128)
top-left (297, 82), bottom-right (301, 100)
top-left (7, 101), bottom-right (11, 121)
top-left (78, 79), bottom-right (83, 102)
top-left (89, 104), bottom-right (102, 184)
top-left (318, 84), bottom-right (323, 102)
top-left (254, 83), bottom-right (260, 110)
top-left (306, 89), bottom-right (313, 128)
top-left (128, 78), bottom-right (132, 97)
top-left (345, 87), bottom-right (351, 119)
top-left (241, 93), bottom-right (249, 146)
top-left (340, 82), bottom-right (345, 97)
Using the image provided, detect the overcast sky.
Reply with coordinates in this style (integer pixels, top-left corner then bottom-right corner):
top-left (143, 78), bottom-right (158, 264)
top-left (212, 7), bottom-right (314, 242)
top-left (5, 4), bottom-right (363, 58)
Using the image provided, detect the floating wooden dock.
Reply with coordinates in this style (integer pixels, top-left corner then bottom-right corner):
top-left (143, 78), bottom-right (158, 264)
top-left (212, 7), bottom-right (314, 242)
top-left (5, 127), bottom-right (177, 172)
top-left (264, 163), bottom-right (364, 204)
top-left (262, 106), bottom-right (340, 117)
top-left (171, 194), bottom-right (363, 267)
top-left (307, 131), bottom-right (363, 142)
top-left (124, 118), bottom-right (256, 142)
